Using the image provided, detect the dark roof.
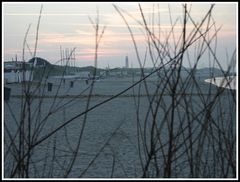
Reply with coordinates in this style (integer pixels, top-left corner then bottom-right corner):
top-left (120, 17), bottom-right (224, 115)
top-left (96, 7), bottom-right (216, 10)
top-left (28, 57), bottom-right (51, 66)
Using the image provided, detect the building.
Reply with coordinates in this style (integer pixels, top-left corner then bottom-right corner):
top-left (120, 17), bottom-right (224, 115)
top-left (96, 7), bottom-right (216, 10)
top-left (74, 71), bottom-right (91, 79)
top-left (4, 57), bottom-right (51, 83)
top-left (4, 61), bottom-right (32, 83)
top-left (108, 68), bottom-right (129, 77)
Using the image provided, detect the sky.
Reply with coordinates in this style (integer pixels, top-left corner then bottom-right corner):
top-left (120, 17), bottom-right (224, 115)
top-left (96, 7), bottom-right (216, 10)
top-left (2, 2), bottom-right (237, 69)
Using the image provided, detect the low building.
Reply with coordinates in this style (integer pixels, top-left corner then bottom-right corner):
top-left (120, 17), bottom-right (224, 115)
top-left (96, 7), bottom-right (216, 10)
top-left (100, 70), bottom-right (107, 77)
top-left (4, 61), bottom-right (32, 83)
top-left (4, 57), bottom-right (52, 83)
top-left (108, 68), bottom-right (129, 77)
top-left (74, 71), bottom-right (91, 79)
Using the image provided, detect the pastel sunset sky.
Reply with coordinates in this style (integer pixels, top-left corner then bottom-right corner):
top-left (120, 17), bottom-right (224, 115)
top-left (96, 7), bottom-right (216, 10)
top-left (3, 2), bottom-right (237, 69)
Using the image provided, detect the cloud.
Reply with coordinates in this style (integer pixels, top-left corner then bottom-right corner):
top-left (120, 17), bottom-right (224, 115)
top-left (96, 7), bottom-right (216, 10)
top-left (38, 30), bottom-right (147, 46)
top-left (3, 3), bottom-right (236, 69)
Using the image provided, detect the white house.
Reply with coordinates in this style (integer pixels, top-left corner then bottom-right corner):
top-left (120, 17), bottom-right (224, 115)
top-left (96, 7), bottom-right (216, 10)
top-left (4, 61), bottom-right (32, 83)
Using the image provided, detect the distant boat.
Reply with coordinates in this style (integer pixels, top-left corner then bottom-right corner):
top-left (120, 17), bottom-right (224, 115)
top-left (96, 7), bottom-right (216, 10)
top-left (204, 76), bottom-right (236, 90)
